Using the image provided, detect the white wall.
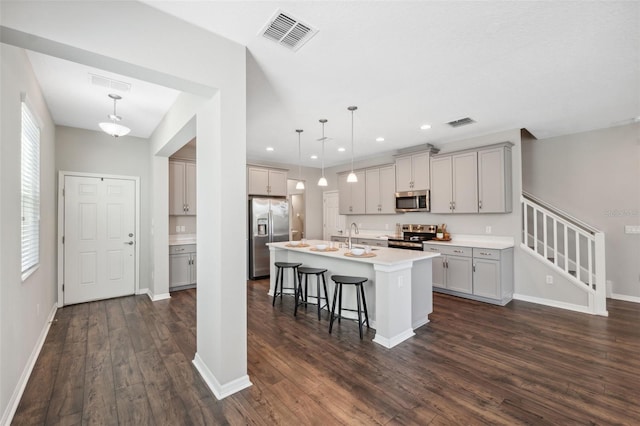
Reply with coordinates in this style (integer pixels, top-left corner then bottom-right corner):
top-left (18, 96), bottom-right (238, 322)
top-left (55, 126), bottom-right (152, 293)
top-left (0, 44), bottom-right (57, 425)
top-left (2, 0), bottom-right (249, 405)
top-left (522, 123), bottom-right (640, 300)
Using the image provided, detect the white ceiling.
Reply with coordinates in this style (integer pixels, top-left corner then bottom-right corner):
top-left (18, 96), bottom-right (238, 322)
top-left (27, 1), bottom-right (639, 168)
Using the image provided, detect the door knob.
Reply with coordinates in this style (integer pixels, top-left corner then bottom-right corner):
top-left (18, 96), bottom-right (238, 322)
top-left (124, 241), bottom-right (134, 245)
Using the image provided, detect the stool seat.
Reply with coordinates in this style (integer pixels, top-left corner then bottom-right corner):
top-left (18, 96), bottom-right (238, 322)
top-left (298, 266), bottom-right (327, 275)
top-left (272, 262), bottom-right (302, 309)
top-left (275, 262), bottom-right (303, 268)
top-left (330, 275), bottom-right (367, 285)
top-left (329, 275), bottom-right (370, 339)
top-left (296, 267), bottom-right (329, 319)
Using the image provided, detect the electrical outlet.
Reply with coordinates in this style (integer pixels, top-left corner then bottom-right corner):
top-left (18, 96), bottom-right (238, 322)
top-left (546, 275), bottom-right (553, 284)
top-left (485, 226), bottom-right (492, 234)
top-left (176, 226), bottom-right (180, 233)
top-left (625, 225), bottom-right (640, 234)
top-left (180, 225), bottom-right (186, 232)
top-left (398, 276), bottom-right (404, 288)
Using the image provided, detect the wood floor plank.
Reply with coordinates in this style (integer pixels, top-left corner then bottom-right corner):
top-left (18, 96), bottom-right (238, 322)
top-left (12, 282), bottom-right (640, 426)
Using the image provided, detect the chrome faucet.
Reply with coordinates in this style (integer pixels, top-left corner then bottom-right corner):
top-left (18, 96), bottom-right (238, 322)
top-left (348, 222), bottom-right (359, 249)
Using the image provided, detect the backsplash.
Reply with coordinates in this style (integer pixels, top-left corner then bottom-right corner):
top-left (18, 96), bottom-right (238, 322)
top-left (169, 215), bottom-right (197, 235)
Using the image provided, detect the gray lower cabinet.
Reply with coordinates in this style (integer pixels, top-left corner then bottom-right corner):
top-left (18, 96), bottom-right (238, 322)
top-left (330, 236), bottom-right (388, 247)
top-left (425, 243), bottom-right (513, 305)
top-left (169, 244), bottom-right (197, 289)
top-left (426, 245), bottom-right (473, 294)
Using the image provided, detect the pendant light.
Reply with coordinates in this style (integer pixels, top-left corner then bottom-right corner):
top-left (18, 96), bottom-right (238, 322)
top-left (346, 106), bottom-right (358, 183)
top-left (295, 129), bottom-right (305, 190)
top-left (317, 119), bottom-right (328, 187)
top-left (99, 93), bottom-right (131, 138)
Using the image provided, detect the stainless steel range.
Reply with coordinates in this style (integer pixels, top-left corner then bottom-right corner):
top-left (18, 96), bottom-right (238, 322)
top-left (387, 224), bottom-right (437, 250)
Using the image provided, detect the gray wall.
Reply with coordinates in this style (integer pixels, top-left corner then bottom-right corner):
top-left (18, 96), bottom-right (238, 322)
top-left (0, 44), bottom-right (57, 423)
top-left (522, 123), bottom-right (640, 300)
top-left (55, 126), bottom-right (152, 292)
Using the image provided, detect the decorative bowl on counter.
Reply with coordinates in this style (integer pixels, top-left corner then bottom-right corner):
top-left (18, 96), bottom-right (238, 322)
top-left (350, 248), bottom-right (365, 256)
top-left (316, 244), bottom-right (327, 251)
top-left (289, 241), bottom-right (300, 246)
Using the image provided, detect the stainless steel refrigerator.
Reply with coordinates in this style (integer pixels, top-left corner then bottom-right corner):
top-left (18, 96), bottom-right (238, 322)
top-left (249, 197), bottom-right (289, 279)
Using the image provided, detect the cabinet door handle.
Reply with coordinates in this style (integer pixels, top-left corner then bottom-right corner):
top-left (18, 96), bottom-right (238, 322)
top-left (479, 252), bottom-right (491, 256)
top-left (429, 248), bottom-right (439, 252)
top-left (473, 264), bottom-right (476, 272)
top-left (479, 200), bottom-right (483, 209)
top-left (453, 249), bottom-right (463, 253)
top-left (174, 248), bottom-right (185, 251)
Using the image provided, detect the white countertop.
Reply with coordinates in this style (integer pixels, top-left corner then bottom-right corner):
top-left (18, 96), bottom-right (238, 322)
top-left (268, 240), bottom-right (439, 266)
top-left (169, 234), bottom-right (197, 246)
top-left (423, 235), bottom-right (514, 250)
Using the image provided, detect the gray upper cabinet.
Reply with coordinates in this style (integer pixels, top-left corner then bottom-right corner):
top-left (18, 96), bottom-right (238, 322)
top-left (169, 160), bottom-right (196, 215)
top-left (430, 142), bottom-right (513, 214)
top-left (365, 165), bottom-right (396, 214)
top-left (430, 152), bottom-right (478, 214)
top-left (395, 151), bottom-right (430, 192)
top-left (477, 146), bottom-right (513, 213)
top-left (247, 166), bottom-right (287, 197)
top-left (338, 170), bottom-right (366, 215)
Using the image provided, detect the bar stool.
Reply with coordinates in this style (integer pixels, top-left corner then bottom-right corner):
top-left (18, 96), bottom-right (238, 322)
top-left (295, 267), bottom-right (329, 319)
top-left (329, 275), bottom-right (370, 339)
top-left (272, 262), bottom-right (302, 307)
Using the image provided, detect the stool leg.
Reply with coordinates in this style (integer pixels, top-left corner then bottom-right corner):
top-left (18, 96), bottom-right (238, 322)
top-left (356, 284), bottom-right (364, 339)
top-left (329, 283), bottom-right (340, 334)
top-left (294, 272), bottom-right (300, 316)
top-left (316, 274), bottom-right (322, 320)
top-left (321, 274), bottom-right (329, 315)
top-left (272, 267), bottom-right (281, 306)
top-left (338, 283), bottom-right (343, 324)
top-left (360, 284), bottom-right (370, 328)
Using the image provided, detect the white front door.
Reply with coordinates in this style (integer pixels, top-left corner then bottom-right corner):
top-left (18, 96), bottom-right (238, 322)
top-left (323, 190), bottom-right (345, 241)
top-left (64, 176), bottom-right (136, 304)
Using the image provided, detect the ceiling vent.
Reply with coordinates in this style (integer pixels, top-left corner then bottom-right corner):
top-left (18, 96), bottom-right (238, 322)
top-left (446, 117), bottom-right (476, 128)
top-left (260, 9), bottom-right (318, 51)
top-left (89, 73), bottom-right (131, 93)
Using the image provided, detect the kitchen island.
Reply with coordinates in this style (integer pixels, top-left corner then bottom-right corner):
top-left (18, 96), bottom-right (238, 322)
top-left (267, 240), bottom-right (440, 348)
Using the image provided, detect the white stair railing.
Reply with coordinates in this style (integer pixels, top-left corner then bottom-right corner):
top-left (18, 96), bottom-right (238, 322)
top-left (521, 192), bottom-right (607, 316)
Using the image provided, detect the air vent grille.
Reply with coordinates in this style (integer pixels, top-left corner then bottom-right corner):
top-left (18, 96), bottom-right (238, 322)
top-left (260, 10), bottom-right (317, 51)
top-left (447, 117), bottom-right (476, 128)
top-left (89, 73), bottom-right (131, 92)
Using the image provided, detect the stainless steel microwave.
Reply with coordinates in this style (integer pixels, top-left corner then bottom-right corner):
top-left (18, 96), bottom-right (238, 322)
top-left (395, 190), bottom-right (430, 212)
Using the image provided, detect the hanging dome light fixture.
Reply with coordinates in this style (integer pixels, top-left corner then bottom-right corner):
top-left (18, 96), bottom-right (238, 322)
top-left (317, 119), bottom-right (328, 187)
top-left (346, 106), bottom-right (358, 183)
top-left (99, 93), bottom-right (131, 138)
top-left (295, 129), bottom-right (305, 190)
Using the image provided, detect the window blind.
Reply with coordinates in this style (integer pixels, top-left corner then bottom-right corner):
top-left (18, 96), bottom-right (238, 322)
top-left (21, 102), bottom-right (40, 275)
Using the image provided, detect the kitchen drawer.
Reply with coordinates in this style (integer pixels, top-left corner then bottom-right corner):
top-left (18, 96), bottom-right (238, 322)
top-left (357, 238), bottom-right (388, 247)
top-left (472, 247), bottom-right (501, 260)
top-left (424, 244), bottom-right (471, 257)
top-left (170, 244), bottom-right (196, 255)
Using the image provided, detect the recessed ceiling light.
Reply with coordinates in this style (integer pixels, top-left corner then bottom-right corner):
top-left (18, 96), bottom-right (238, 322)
top-left (420, 124), bottom-right (431, 130)
top-left (376, 137), bottom-right (385, 142)
top-left (310, 154), bottom-right (318, 159)
top-left (266, 147), bottom-right (274, 151)
top-left (338, 147), bottom-right (346, 152)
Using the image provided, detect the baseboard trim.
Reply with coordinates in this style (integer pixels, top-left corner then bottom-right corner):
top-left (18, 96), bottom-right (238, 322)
top-left (372, 328), bottom-right (415, 349)
top-left (192, 353), bottom-right (252, 400)
top-left (611, 293), bottom-right (640, 303)
top-left (141, 288), bottom-right (171, 302)
top-left (1, 303), bottom-right (57, 426)
top-left (513, 293), bottom-right (593, 314)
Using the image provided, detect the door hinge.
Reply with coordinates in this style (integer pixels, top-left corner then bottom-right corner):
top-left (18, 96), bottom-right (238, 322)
top-left (62, 188), bottom-right (65, 196)
top-left (62, 236), bottom-right (65, 244)
top-left (62, 284), bottom-right (65, 292)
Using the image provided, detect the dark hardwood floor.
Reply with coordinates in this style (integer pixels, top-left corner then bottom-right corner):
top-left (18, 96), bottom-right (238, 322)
top-left (12, 279), bottom-right (640, 425)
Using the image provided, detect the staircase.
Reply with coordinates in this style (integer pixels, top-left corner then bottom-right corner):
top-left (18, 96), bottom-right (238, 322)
top-left (521, 192), bottom-right (607, 316)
